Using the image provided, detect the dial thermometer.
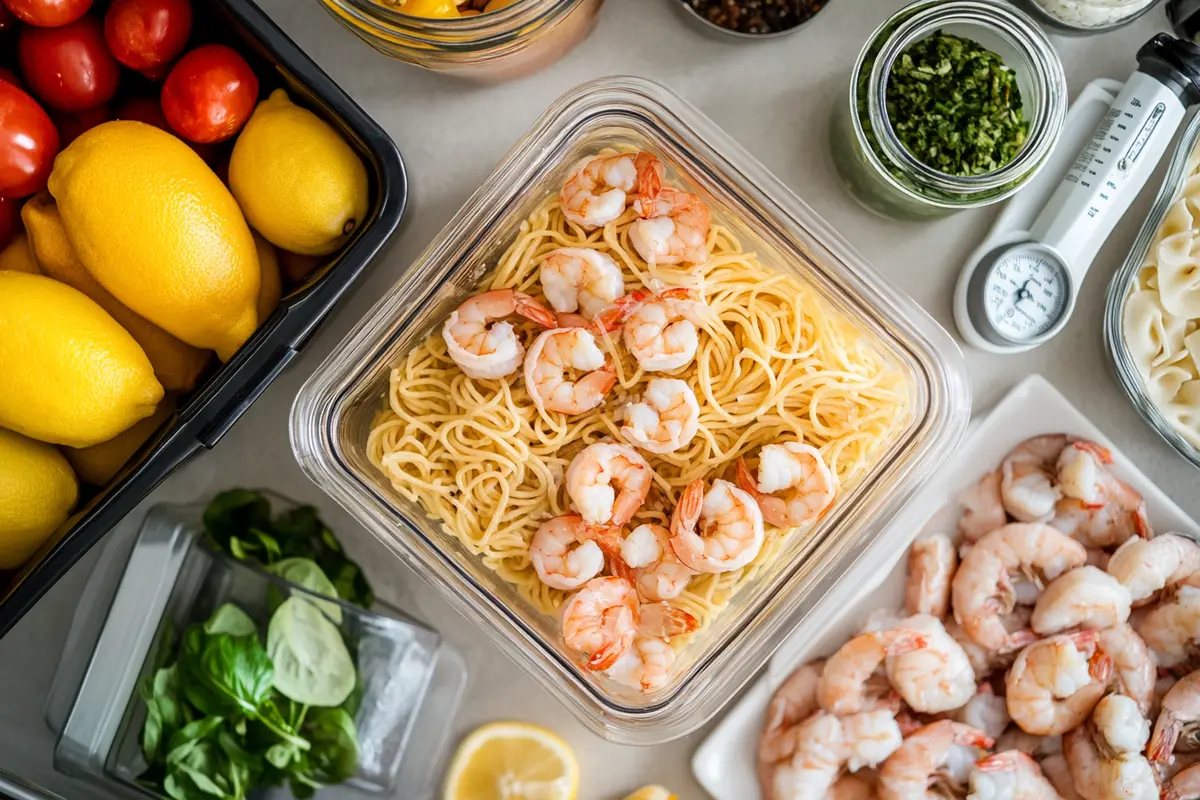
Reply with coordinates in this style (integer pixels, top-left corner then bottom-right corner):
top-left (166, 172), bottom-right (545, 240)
top-left (957, 34), bottom-right (1200, 353)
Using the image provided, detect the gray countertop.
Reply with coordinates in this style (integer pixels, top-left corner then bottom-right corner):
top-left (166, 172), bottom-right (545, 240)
top-left (0, 1), bottom-right (1192, 797)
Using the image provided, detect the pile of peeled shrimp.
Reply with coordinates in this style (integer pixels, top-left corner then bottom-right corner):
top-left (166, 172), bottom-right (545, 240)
top-left (758, 434), bottom-right (1200, 800)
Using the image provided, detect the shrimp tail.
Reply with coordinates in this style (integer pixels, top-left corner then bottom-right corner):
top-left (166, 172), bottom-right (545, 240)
top-left (633, 152), bottom-right (664, 208)
top-left (638, 601), bottom-right (699, 638)
top-left (513, 292), bottom-right (558, 328)
top-left (1149, 712), bottom-right (1181, 763)
top-left (1074, 440), bottom-right (1114, 465)
top-left (591, 290), bottom-right (649, 334)
top-left (1133, 502), bottom-right (1152, 539)
top-left (670, 480), bottom-right (704, 541)
top-left (735, 457), bottom-right (791, 529)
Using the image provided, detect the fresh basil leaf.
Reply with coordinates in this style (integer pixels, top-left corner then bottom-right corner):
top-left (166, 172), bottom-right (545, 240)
top-left (265, 742), bottom-right (296, 770)
top-left (142, 703), bottom-right (163, 765)
top-left (228, 538), bottom-right (248, 561)
top-left (216, 727), bottom-right (261, 783)
top-left (203, 490), bottom-right (272, 552)
top-left (174, 763), bottom-right (229, 799)
top-left (267, 598), bottom-right (356, 708)
top-left (179, 628), bottom-right (274, 718)
top-left (302, 707), bottom-right (358, 785)
top-left (341, 672), bottom-right (364, 720)
top-left (204, 605), bottom-right (257, 638)
top-left (267, 558), bottom-right (343, 624)
top-left (254, 529), bottom-right (282, 562)
top-left (166, 717), bottom-right (225, 764)
top-left (272, 506), bottom-right (322, 543)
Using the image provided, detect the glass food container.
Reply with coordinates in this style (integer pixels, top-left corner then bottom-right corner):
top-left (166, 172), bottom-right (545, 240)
top-left (1105, 112), bottom-right (1200, 470)
top-left (290, 76), bottom-right (972, 743)
top-left (1015, 0), bottom-right (1162, 34)
top-left (317, 0), bottom-right (604, 81)
top-left (46, 495), bottom-right (466, 800)
top-left (832, 0), bottom-right (1067, 221)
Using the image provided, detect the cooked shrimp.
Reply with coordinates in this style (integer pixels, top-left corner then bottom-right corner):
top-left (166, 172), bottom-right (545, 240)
top-left (1000, 434), bottom-right (1068, 522)
top-left (1093, 693), bottom-right (1151, 757)
top-left (1005, 631), bottom-right (1112, 736)
top-left (969, 751), bottom-right (1062, 799)
top-left (1064, 726), bottom-right (1105, 800)
top-left (877, 720), bottom-right (993, 800)
top-left (668, 478), bottom-right (765, 574)
top-left (1040, 753), bottom-right (1083, 800)
top-left (565, 443), bottom-right (652, 526)
top-left (1166, 763), bottom-right (1200, 799)
top-left (539, 248), bottom-right (626, 320)
top-left (959, 470), bottom-right (1006, 545)
top-left (737, 442), bottom-right (838, 530)
top-left (1031, 566), bottom-right (1132, 635)
top-left (635, 600), bottom-right (698, 639)
top-left (524, 328), bottom-right (617, 416)
top-left (951, 523), bottom-right (1087, 651)
top-left (1050, 491), bottom-right (1150, 550)
top-left (1097, 624), bottom-right (1156, 715)
top-left (906, 534), bottom-right (958, 619)
top-left (529, 514), bottom-right (618, 591)
top-left (561, 576), bottom-right (639, 670)
top-left (955, 684), bottom-right (1012, 740)
top-left (843, 709), bottom-right (904, 772)
top-left (559, 151), bottom-right (662, 229)
top-left (630, 187), bottom-right (711, 266)
top-left (1056, 440), bottom-right (1114, 505)
top-left (442, 289), bottom-right (557, 379)
top-left (995, 729), bottom-right (1062, 758)
top-left (817, 628), bottom-right (928, 716)
top-left (1149, 671), bottom-right (1200, 764)
top-left (1086, 548), bottom-right (1111, 570)
top-left (760, 660), bottom-right (824, 770)
top-left (947, 611), bottom-right (1036, 679)
top-left (617, 523), bottom-right (696, 602)
top-left (884, 614), bottom-right (975, 714)
top-left (769, 713), bottom-right (846, 800)
top-left (1138, 585), bottom-right (1200, 670)
top-left (605, 634), bottom-right (674, 692)
top-left (620, 378), bottom-right (700, 455)
top-left (619, 287), bottom-right (711, 372)
top-left (828, 775), bottom-right (874, 800)
top-left (1108, 533), bottom-right (1200, 605)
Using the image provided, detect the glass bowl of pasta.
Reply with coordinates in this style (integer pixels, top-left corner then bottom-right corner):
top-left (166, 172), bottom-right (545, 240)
top-left (1106, 112), bottom-right (1200, 468)
top-left (290, 76), bottom-right (971, 743)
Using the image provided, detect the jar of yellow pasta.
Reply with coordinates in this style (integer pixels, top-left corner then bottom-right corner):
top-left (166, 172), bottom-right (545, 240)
top-left (317, 0), bottom-right (604, 81)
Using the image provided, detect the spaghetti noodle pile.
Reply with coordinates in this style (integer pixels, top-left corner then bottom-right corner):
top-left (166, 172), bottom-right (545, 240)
top-left (368, 195), bottom-right (908, 630)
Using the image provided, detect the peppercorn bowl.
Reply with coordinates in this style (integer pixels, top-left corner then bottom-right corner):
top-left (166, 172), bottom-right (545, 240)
top-left (670, 0), bottom-right (833, 40)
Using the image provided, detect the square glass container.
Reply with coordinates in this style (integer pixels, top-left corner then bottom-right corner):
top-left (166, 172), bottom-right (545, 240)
top-left (290, 76), bottom-right (971, 742)
top-left (48, 495), bottom-right (466, 800)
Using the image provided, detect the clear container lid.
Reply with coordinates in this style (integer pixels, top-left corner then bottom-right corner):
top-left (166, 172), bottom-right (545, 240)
top-left (290, 76), bottom-right (971, 742)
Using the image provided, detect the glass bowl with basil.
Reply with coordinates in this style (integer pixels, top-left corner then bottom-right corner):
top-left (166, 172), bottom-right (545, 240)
top-left (96, 490), bottom-right (457, 800)
top-left (831, 0), bottom-right (1068, 220)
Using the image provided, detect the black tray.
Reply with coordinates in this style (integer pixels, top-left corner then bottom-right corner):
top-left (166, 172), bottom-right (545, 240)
top-left (0, 0), bottom-right (407, 638)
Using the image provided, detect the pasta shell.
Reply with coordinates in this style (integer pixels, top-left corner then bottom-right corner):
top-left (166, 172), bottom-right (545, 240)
top-left (1155, 230), bottom-right (1200, 318)
top-left (1123, 290), bottom-right (1187, 378)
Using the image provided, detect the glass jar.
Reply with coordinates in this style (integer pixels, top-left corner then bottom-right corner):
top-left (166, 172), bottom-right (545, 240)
top-left (1015, 0), bottom-right (1162, 34)
top-left (318, 0), bottom-right (604, 81)
top-left (831, 0), bottom-right (1067, 221)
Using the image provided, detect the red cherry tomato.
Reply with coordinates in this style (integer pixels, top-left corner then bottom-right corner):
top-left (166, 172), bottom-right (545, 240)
top-left (52, 102), bottom-right (108, 145)
top-left (0, 81), bottom-right (59, 197)
top-left (2, 0), bottom-right (92, 27)
top-left (104, 0), bottom-right (192, 78)
top-left (0, 2), bottom-right (17, 31)
top-left (0, 195), bottom-right (19, 250)
top-left (18, 16), bottom-right (120, 112)
top-left (161, 44), bottom-right (257, 144)
top-left (114, 94), bottom-right (167, 129)
top-left (0, 68), bottom-right (22, 89)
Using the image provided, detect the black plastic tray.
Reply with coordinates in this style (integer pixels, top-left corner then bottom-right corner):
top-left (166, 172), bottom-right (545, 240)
top-left (0, 0), bottom-right (407, 638)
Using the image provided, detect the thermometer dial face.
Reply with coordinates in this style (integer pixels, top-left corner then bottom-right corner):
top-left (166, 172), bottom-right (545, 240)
top-left (982, 249), bottom-right (1070, 343)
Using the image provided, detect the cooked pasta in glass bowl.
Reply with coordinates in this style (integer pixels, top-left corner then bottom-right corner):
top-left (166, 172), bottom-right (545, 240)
top-left (1107, 112), bottom-right (1200, 469)
top-left (291, 76), bottom-right (970, 742)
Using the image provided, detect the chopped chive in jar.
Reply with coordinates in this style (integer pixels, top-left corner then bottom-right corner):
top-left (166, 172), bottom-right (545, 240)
top-left (886, 31), bottom-right (1029, 177)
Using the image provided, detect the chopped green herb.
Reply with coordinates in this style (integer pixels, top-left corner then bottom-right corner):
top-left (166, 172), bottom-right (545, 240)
top-left (886, 31), bottom-right (1029, 177)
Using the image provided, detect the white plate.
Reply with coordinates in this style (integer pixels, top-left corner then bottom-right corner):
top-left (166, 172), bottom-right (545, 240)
top-left (691, 374), bottom-right (1200, 800)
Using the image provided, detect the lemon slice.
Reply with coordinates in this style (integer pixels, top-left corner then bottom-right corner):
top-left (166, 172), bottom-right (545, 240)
top-left (623, 787), bottom-right (678, 800)
top-left (443, 721), bottom-right (579, 800)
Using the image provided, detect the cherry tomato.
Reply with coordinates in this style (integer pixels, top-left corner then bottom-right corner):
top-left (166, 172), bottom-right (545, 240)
top-left (0, 68), bottom-right (22, 89)
top-left (104, 0), bottom-right (192, 78)
top-left (52, 102), bottom-right (108, 145)
top-left (114, 94), bottom-right (167, 129)
top-left (0, 81), bottom-right (58, 197)
top-left (0, 2), bottom-right (17, 31)
top-left (161, 44), bottom-right (257, 144)
top-left (2, 0), bottom-right (92, 27)
top-left (18, 16), bottom-right (120, 112)
top-left (0, 195), bottom-right (19, 251)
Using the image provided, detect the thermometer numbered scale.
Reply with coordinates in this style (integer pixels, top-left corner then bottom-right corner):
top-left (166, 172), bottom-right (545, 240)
top-left (957, 35), bottom-right (1200, 353)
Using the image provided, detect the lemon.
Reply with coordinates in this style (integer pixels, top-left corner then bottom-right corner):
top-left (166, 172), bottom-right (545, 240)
top-left (443, 722), bottom-right (578, 800)
top-left (277, 249), bottom-right (324, 283)
top-left (48, 121), bottom-right (260, 362)
top-left (0, 426), bottom-right (78, 569)
top-left (0, 271), bottom-right (163, 447)
top-left (229, 89), bottom-right (369, 257)
top-left (0, 233), bottom-right (38, 274)
top-left (622, 788), bottom-right (677, 800)
top-left (22, 194), bottom-right (211, 392)
top-left (254, 233), bottom-right (283, 324)
top-left (66, 398), bottom-right (174, 486)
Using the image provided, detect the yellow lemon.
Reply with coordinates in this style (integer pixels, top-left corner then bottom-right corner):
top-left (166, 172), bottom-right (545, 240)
top-left (443, 722), bottom-right (578, 800)
top-left (48, 121), bottom-right (260, 362)
top-left (66, 397), bottom-right (175, 486)
top-left (0, 272), bottom-right (163, 447)
top-left (22, 194), bottom-right (211, 392)
top-left (622, 788), bottom-right (677, 800)
top-left (254, 233), bottom-right (283, 324)
top-left (0, 426), bottom-right (78, 569)
top-left (0, 233), bottom-right (38, 274)
top-left (229, 89), bottom-right (369, 257)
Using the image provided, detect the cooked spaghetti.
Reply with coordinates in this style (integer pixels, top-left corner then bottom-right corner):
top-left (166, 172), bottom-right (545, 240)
top-left (367, 194), bottom-right (908, 634)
